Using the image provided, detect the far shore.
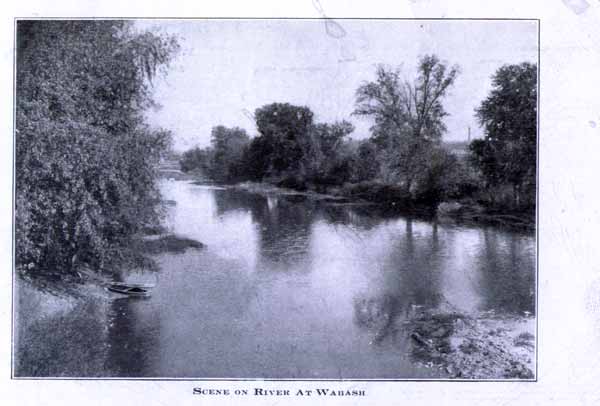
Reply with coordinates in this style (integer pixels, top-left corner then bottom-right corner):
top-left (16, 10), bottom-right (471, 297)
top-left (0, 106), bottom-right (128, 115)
top-left (177, 174), bottom-right (535, 233)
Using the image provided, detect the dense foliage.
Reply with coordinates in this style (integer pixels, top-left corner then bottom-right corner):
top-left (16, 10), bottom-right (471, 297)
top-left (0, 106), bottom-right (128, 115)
top-left (180, 146), bottom-right (211, 173)
top-left (353, 55), bottom-right (460, 198)
top-left (180, 104), bottom-right (356, 189)
top-left (179, 55), bottom-right (536, 219)
top-left (470, 62), bottom-right (537, 209)
top-left (179, 57), bottom-right (467, 204)
top-left (178, 126), bottom-right (250, 182)
top-left (16, 21), bottom-right (179, 282)
top-left (209, 126), bottom-right (250, 182)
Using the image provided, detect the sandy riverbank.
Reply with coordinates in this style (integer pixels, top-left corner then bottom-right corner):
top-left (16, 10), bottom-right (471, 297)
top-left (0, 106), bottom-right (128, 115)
top-left (406, 309), bottom-right (535, 379)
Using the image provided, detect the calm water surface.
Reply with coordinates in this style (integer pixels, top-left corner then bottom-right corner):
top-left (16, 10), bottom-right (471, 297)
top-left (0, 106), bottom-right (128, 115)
top-left (16, 180), bottom-right (535, 378)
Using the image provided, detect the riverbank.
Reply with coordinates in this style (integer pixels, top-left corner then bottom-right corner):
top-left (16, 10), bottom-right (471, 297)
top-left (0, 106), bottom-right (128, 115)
top-left (17, 229), bottom-right (205, 297)
top-left (437, 200), bottom-right (535, 233)
top-left (15, 228), bottom-right (206, 377)
top-left (231, 181), bottom-right (357, 204)
top-left (226, 180), bottom-right (534, 232)
top-left (405, 309), bottom-right (535, 379)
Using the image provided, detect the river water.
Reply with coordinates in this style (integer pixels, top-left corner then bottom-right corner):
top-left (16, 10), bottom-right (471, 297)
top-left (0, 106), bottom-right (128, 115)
top-left (15, 180), bottom-right (535, 378)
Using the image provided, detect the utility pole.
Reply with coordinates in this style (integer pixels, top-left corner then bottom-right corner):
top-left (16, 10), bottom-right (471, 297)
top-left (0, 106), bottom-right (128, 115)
top-left (468, 126), bottom-right (471, 142)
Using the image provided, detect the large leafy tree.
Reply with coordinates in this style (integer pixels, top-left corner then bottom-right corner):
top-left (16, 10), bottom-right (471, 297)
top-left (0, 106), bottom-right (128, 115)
top-left (300, 121), bottom-right (354, 183)
top-left (180, 147), bottom-right (212, 173)
top-left (471, 62), bottom-right (537, 207)
top-left (209, 125), bottom-right (250, 182)
top-left (254, 103), bottom-right (314, 175)
top-left (310, 121), bottom-right (354, 158)
top-left (354, 55), bottom-right (459, 194)
top-left (16, 21), bottom-right (179, 282)
top-left (351, 139), bottom-right (380, 182)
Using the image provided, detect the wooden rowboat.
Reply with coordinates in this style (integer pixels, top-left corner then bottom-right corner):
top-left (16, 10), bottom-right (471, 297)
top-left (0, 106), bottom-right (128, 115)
top-left (107, 283), bottom-right (152, 297)
top-left (108, 281), bottom-right (155, 289)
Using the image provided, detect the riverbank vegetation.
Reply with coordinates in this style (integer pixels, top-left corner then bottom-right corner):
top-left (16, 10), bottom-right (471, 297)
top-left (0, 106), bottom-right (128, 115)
top-left (137, 234), bottom-right (205, 254)
top-left (16, 21), bottom-right (180, 286)
top-left (179, 56), bottom-right (536, 229)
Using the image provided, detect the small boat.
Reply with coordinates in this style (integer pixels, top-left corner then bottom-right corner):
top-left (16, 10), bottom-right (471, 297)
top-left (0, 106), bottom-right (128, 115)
top-left (107, 283), bottom-right (151, 297)
top-left (108, 281), bottom-right (155, 289)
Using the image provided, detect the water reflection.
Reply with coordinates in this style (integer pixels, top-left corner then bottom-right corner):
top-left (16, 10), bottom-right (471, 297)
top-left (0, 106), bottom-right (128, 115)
top-left (16, 181), bottom-right (535, 378)
top-left (477, 229), bottom-right (536, 314)
top-left (214, 190), bottom-right (313, 267)
top-left (15, 295), bottom-right (110, 377)
top-left (351, 219), bottom-right (446, 345)
top-left (105, 298), bottom-right (161, 377)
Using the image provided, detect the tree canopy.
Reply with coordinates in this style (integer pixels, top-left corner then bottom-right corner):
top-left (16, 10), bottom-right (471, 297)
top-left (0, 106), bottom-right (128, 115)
top-left (471, 62), bottom-right (537, 207)
top-left (254, 103), bottom-right (315, 175)
top-left (354, 55), bottom-right (459, 194)
top-left (175, 54), bottom-right (536, 218)
top-left (16, 21), bottom-right (179, 283)
top-left (209, 126), bottom-right (250, 182)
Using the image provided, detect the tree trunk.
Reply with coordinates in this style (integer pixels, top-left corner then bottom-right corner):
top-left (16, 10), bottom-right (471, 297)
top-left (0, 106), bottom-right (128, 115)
top-left (405, 178), bottom-right (413, 198)
top-left (513, 183), bottom-right (521, 209)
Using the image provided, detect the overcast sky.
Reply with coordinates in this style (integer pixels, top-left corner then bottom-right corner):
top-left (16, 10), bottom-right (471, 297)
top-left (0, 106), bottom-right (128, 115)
top-left (139, 19), bottom-right (538, 152)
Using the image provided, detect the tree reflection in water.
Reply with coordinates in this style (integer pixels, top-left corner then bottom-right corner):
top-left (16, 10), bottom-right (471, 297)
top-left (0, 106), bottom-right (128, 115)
top-left (15, 183), bottom-right (536, 378)
top-left (104, 297), bottom-right (161, 377)
top-left (477, 229), bottom-right (535, 315)
top-left (214, 190), bottom-right (314, 267)
top-left (15, 298), bottom-right (109, 377)
top-left (353, 219), bottom-right (445, 345)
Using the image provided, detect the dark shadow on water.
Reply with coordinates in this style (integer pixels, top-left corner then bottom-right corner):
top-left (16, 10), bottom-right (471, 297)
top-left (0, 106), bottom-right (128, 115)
top-left (476, 229), bottom-right (535, 315)
top-left (15, 299), bottom-right (109, 377)
top-left (352, 219), bottom-right (445, 345)
top-left (104, 297), bottom-right (160, 377)
top-left (15, 292), bottom-right (162, 378)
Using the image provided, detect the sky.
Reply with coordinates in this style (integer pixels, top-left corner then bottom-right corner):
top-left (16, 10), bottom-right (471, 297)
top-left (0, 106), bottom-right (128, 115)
top-left (139, 19), bottom-right (538, 152)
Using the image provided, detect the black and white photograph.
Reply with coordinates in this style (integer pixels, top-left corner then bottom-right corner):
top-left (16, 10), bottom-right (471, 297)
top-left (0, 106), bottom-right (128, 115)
top-left (13, 18), bottom-right (538, 380)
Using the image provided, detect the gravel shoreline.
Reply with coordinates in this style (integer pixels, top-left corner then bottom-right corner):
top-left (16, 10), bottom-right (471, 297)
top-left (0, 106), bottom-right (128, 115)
top-left (406, 309), bottom-right (535, 379)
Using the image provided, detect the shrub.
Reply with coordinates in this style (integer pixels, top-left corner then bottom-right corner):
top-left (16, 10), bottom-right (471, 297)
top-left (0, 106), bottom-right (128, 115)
top-left (16, 21), bottom-right (179, 282)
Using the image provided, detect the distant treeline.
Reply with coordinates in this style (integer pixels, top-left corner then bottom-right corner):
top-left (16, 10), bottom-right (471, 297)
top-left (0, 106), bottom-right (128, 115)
top-left (180, 56), bottom-right (537, 215)
top-left (16, 21), bottom-right (179, 284)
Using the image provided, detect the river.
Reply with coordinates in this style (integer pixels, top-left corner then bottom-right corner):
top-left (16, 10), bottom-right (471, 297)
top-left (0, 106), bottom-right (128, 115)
top-left (14, 179), bottom-right (536, 378)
